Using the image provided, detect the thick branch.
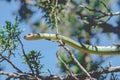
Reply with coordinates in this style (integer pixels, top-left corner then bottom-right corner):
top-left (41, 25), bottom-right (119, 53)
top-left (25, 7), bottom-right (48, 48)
top-left (0, 71), bottom-right (37, 80)
top-left (92, 66), bottom-right (120, 74)
top-left (80, 66), bottom-right (120, 79)
top-left (1, 66), bottom-right (119, 79)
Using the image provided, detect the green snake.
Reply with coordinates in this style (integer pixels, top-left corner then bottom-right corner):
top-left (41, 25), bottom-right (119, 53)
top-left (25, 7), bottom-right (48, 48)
top-left (24, 33), bottom-right (120, 55)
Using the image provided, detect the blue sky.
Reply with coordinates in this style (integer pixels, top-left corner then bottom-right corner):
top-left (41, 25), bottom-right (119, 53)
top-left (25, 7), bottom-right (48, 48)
top-left (0, 0), bottom-right (120, 79)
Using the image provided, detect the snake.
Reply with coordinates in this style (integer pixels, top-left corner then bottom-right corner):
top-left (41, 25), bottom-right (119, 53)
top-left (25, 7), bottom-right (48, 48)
top-left (24, 33), bottom-right (120, 55)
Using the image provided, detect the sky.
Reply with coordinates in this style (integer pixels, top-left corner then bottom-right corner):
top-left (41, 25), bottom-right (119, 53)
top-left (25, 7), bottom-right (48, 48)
top-left (0, 0), bottom-right (120, 79)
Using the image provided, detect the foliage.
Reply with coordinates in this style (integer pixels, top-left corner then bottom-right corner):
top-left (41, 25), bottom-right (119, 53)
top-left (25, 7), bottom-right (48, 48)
top-left (24, 50), bottom-right (43, 76)
top-left (0, 17), bottom-right (22, 59)
top-left (36, 0), bottom-right (68, 28)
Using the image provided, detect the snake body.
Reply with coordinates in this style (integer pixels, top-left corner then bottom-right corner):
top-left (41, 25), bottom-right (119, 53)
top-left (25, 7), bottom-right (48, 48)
top-left (24, 33), bottom-right (120, 55)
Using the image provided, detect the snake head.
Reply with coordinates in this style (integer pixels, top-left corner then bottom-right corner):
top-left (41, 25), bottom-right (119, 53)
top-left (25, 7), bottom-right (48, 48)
top-left (24, 33), bottom-right (43, 40)
top-left (24, 33), bottom-right (35, 40)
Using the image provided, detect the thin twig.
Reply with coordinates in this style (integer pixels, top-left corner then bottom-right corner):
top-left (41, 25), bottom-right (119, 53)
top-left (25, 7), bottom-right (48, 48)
top-left (79, 5), bottom-right (120, 17)
top-left (0, 53), bottom-right (22, 73)
top-left (99, 1), bottom-right (112, 23)
top-left (56, 51), bottom-right (79, 80)
top-left (100, 1), bottom-right (110, 12)
top-left (55, 0), bottom-right (59, 34)
top-left (17, 37), bottom-right (35, 75)
top-left (58, 40), bottom-right (92, 79)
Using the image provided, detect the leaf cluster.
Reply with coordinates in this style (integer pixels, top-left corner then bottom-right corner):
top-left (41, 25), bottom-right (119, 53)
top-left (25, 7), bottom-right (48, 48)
top-left (0, 17), bottom-right (22, 52)
top-left (36, 0), bottom-right (68, 28)
top-left (24, 50), bottom-right (43, 76)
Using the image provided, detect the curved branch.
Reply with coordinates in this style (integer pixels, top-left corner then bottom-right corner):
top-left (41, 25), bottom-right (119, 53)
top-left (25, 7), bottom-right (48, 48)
top-left (24, 33), bottom-right (120, 55)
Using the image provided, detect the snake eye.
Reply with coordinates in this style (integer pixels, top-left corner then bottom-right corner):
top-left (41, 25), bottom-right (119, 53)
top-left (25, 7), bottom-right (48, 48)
top-left (27, 33), bottom-right (34, 37)
top-left (28, 33), bottom-right (31, 35)
top-left (28, 33), bottom-right (32, 36)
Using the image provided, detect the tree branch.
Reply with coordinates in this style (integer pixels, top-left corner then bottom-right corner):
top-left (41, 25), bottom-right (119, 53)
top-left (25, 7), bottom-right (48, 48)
top-left (79, 5), bottom-right (120, 17)
top-left (56, 51), bottom-right (79, 80)
top-left (1, 66), bottom-right (119, 80)
top-left (57, 39), bottom-right (92, 79)
top-left (0, 71), bottom-right (37, 80)
top-left (0, 53), bottom-right (22, 73)
top-left (17, 37), bottom-right (35, 75)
